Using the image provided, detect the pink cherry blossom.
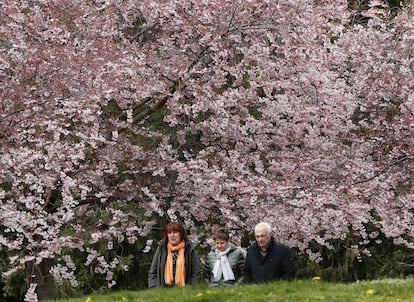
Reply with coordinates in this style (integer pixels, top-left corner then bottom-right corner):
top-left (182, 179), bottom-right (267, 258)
top-left (1, 1), bottom-right (413, 300)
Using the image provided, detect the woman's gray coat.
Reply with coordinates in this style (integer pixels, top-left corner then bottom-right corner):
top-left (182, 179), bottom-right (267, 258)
top-left (148, 239), bottom-right (201, 288)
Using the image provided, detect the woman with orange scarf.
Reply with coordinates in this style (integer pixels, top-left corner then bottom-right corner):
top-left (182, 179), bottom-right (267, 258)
top-left (148, 222), bottom-right (201, 288)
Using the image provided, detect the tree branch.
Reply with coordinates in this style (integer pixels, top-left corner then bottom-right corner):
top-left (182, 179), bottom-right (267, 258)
top-left (353, 155), bottom-right (412, 185)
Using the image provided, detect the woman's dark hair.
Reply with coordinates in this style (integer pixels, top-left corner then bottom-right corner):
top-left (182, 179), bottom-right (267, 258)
top-left (213, 228), bottom-right (229, 241)
top-left (164, 221), bottom-right (188, 242)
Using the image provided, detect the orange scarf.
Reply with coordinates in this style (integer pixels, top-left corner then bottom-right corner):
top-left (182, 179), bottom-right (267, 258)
top-left (164, 241), bottom-right (186, 286)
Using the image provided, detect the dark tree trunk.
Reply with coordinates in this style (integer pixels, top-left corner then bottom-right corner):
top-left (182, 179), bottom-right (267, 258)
top-left (25, 258), bottom-right (55, 301)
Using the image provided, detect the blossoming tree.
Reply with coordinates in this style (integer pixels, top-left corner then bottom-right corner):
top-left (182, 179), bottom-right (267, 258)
top-left (1, 0), bottom-right (413, 300)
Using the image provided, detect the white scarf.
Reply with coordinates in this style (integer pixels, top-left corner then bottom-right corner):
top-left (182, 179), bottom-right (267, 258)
top-left (212, 246), bottom-right (235, 282)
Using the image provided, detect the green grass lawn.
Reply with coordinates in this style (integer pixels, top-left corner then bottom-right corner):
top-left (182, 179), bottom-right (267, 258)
top-left (55, 278), bottom-right (414, 302)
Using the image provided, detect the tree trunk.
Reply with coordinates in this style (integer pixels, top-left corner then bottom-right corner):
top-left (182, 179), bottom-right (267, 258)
top-left (25, 258), bottom-right (55, 301)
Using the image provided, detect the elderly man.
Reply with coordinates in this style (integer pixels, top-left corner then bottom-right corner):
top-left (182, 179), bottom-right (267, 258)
top-left (243, 222), bottom-right (296, 283)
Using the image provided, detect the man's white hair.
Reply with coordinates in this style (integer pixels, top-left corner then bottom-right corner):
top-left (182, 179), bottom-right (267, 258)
top-left (254, 222), bottom-right (272, 233)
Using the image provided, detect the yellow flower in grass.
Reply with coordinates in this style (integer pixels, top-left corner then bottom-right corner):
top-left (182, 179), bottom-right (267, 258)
top-left (312, 276), bottom-right (321, 281)
top-left (85, 297), bottom-right (91, 302)
top-left (196, 292), bottom-right (203, 297)
top-left (366, 289), bottom-right (375, 295)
